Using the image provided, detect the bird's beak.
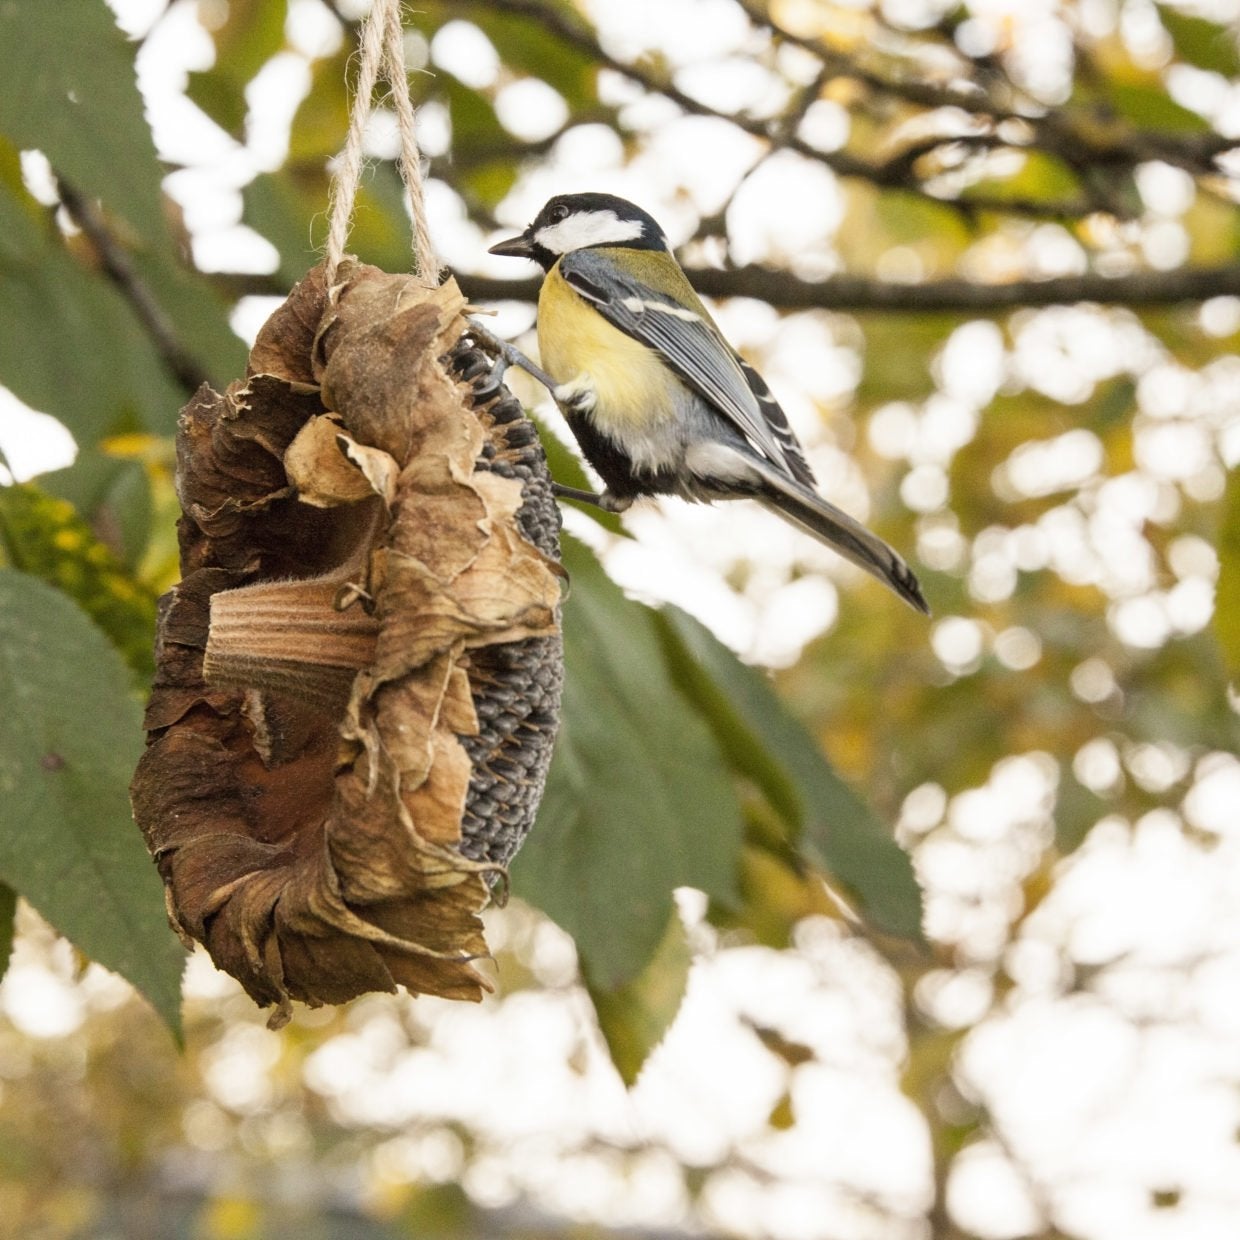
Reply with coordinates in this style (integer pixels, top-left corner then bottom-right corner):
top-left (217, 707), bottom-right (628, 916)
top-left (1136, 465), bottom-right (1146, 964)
top-left (488, 230), bottom-right (536, 259)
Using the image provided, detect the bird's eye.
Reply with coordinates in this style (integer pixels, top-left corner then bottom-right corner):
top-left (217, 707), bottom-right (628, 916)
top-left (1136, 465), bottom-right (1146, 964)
top-left (549, 204), bottom-right (570, 223)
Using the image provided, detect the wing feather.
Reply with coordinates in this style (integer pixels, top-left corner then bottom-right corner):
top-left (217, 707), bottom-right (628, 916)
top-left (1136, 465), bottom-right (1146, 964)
top-left (560, 251), bottom-right (811, 482)
top-left (734, 355), bottom-right (816, 487)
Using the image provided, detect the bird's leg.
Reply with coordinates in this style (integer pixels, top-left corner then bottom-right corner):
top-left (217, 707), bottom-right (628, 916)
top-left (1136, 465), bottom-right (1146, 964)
top-left (550, 484), bottom-right (632, 513)
top-left (467, 321), bottom-right (631, 514)
top-left (467, 320), bottom-right (599, 416)
top-left (468, 318), bottom-right (559, 394)
top-left (551, 483), bottom-right (604, 506)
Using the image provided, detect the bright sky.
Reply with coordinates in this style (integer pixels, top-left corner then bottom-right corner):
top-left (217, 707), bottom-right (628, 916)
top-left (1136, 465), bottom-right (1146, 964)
top-left (3, 1), bottom-right (1240, 1237)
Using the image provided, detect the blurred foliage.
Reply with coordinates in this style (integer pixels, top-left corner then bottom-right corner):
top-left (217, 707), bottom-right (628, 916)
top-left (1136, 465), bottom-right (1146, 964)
top-left (517, 534), bottom-right (747, 993)
top-left (1, 0), bottom-right (1239, 1237)
top-left (0, 572), bottom-right (185, 1034)
top-left (1216, 464), bottom-right (1240, 677)
top-left (0, 482), bottom-right (158, 681)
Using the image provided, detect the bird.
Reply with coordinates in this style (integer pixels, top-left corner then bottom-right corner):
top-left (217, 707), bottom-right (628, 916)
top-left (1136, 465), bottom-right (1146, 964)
top-left (487, 191), bottom-right (928, 614)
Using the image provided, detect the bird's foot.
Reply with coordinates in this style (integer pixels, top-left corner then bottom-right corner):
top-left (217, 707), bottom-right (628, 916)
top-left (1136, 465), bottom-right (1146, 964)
top-left (467, 318), bottom-right (559, 394)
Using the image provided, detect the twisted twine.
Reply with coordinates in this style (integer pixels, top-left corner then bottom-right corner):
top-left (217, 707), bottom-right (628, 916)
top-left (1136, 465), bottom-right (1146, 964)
top-left (323, 0), bottom-right (438, 287)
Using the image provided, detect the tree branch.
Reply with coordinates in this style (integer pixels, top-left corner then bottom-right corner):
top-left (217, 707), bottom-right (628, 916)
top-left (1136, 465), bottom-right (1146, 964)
top-left (469, 0), bottom-right (974, 194)
top-left (455, 262), bottom-right (1240, 313)
top-left (472, 0), bottom-right (1237, 224)
top-left (734, 0), bottom-right (1022, 121)
top-left (57, 179), bottom-right (212, 394)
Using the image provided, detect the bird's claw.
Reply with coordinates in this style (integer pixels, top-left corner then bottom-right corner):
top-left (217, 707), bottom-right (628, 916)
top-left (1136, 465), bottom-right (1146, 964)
top-left (467, 318), bottom-right (559, 394)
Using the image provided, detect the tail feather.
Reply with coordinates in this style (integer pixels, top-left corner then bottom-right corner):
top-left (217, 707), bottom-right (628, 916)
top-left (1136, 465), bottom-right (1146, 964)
top-left (751, 463), bottom-right (929, 615)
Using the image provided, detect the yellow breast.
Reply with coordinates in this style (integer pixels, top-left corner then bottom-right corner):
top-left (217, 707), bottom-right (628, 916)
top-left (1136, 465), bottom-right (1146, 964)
top-left (537, 263), bottom-right (677, 429)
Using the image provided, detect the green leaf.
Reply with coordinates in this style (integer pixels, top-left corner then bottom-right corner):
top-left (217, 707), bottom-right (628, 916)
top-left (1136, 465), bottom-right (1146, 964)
top-left (962, 150), bottom-right (1082, 209)
top-left (1158, 6), bottom-right (1240, 77)
top-left (1107, 81), bottom-right (1209, 133)
top-left (0, 0), bottom-right (166, 243)
top-left (123, 244), bottom-right (248, 392)
top-left (441, 75), bottom-right (509, 156)
top-left (586, 909), bottom-right (691, 1086)
top-left (857, 314), bottom-right (958, 404)
top-left (0, 2), bottom-right (244, 402)
top-left (513, 537), bottom-right (742, 989)
top-left (244, 163), bottom-right (414, 286)
top-left (1087, 377), bottom-right (1137, 434)
top-left (1215, 466), bottom-right (1240, 681)
top-left (0, 570), bottom-right (185, 1034)
top-left (655, 607), bottom-right (925, 942)
top-left (187, 0), bottom-right (290, 135)
top-left (399, 1183), bottom-right (474, 1234)
top-left (419, 1), bottom-right (599, 110)
top-left (287, 47), bottom-right (351, 163)
top-left (242, 171), bottom-right (324, 286)
top-left (463, 161), bottom-right (520, 213)
top-left (467, 5), bottom-right (599, 110)
top-left (0, 881), bottom-right (16, 979)
top-left (875, 192), bottom-right (973, 248)
top-left (0, 169), bottom-right (184, 440)
top-left (1054, 761), bottom-right (1107, 855)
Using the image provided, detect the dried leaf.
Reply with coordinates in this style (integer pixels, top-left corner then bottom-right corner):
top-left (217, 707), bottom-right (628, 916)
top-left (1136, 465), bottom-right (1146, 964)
top-left (283, 414), bottom-right (386, 506)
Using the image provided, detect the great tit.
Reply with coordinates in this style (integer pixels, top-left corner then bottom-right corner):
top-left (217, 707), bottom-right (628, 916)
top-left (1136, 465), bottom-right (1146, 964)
top-left (488, 192), bottom-right (928, 614)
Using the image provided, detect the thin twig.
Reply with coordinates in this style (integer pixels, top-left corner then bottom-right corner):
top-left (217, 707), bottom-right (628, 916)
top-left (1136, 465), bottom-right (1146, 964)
top-left (56, 178), bottom-right (212, 394)
top-left (467, 0), bottom-right (912, 184)
top-left (471, 0), bottom-right (1238, 225)
top-left (734, 0), bottom-right (1021, 121)
top-left (455, 261), bottom-right (1240, 313)
top-left (464, 0), bottom-right (1080, 222)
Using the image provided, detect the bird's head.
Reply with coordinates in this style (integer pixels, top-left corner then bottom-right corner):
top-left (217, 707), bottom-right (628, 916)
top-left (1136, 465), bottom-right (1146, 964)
top-left (489, 193), bottom-right (667, 270)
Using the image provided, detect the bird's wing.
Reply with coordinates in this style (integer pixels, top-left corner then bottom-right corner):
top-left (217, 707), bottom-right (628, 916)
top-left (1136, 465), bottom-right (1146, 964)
top-left (731, 350), bottom-right (816, 487)
top-left (560, 249), bottom-right (815, 485)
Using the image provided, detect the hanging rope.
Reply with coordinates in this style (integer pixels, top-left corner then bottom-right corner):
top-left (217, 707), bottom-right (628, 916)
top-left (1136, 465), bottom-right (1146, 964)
top-left (324, 0), bottom-right (439, 287)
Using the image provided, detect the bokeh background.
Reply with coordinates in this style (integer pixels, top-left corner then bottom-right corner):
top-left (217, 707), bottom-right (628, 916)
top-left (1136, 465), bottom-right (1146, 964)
top-left (2, 0), bottom-right (1240, 1237)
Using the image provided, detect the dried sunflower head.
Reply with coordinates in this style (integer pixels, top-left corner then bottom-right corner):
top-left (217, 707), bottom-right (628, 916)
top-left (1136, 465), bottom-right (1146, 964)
top-left (131, 261), bottom-right (563, 1024)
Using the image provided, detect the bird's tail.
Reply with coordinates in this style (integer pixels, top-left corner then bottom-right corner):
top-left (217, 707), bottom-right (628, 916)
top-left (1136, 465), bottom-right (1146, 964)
top-left (750, 461), bottom-right (929, 614)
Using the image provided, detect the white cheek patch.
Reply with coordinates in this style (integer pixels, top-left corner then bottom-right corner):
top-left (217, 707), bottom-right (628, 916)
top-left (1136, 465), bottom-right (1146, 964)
top-left (535, 210), bottom-right (645, 253)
